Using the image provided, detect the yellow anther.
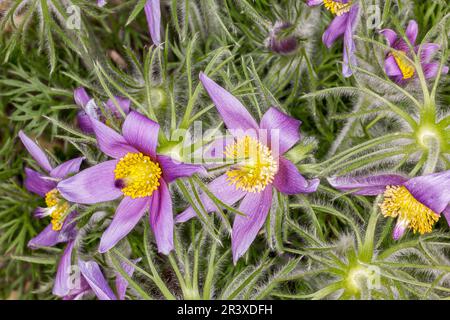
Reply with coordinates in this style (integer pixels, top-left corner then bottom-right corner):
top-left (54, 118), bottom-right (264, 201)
top-left (380, 185), bottom-right (439, 235)
top-left (44, 189), bottom-right (69, 231)
top-left (114, 153), bottom-right (162, 198)
top-left (224, 136), bottom-right (278, 193)
top-left (323, 0), bottom-right (353, 16)
top-left (391, 51), bottom-right (415, 79)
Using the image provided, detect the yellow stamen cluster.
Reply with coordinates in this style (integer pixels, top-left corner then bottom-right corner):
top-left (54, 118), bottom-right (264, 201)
top-left (224, 136), bottom-right (278, 193)
top-left (380, 185), bottom-right (439, 235)
top-left (391, 51), bottom-right (415, 79)
top-left (45, 189), bottom-right (69, 231)
top-left (114, 152), bottom-right (162, 198)
top-left (323, 0), bottom-right (353, 16)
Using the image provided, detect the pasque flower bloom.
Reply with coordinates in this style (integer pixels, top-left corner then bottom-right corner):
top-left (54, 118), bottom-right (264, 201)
top-left (328, 171), bottom-right (450, 239)
top-left (266, 21), bottom-right (299, 56)
top-left (307, 0), bottom-right (359, 77)
top-left (74, 87), bottom-right (131, 134)
top-left (57, 111), bottom-right (205, 254)
top-left (380, 20), bottom-right (449, 84)
top-left (176, 73), bottom-right (320, 263)
top-left (145, 0), bottom-right (161, 45)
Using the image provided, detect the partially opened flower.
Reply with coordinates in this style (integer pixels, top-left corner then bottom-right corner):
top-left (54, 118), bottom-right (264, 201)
top-left (144, 0), bottom-right (161, 45)
top-left (176, 73), bottom-right (319, 263)
top-left (74, 87), bottom-right (131, 134)
top-left (266, 21), bottom-right (299, 56)
top-left (380, 20), bottom-right (449, 84)
top-left (306, 0), bottom-right (359, 77)
top-left (58, 111), bottom-right (205, 254)
top-left (328, 171), bottom-right (450, 239)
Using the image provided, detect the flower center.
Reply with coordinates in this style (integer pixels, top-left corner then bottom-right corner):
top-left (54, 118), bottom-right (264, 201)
top-left (323, 0), bottom-right (352, 16)
top-left (380, 185), bottom-right (439, 235)
top-left (114, 152), bottom-right (162, 198)
top-left (45, 189), bottom-right (70, 231)
top-left (224, 135), bottom-right (278, 193)
top-left (391, 51), bottom-right (415, 79)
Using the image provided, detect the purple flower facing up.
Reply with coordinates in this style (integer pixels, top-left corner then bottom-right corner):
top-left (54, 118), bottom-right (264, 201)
top-left (266, 21), bottom-right (299, 56)
top-left (328, 171), bottom-right (450, 240)
top-left (57, 111), bottom-right (205, 255)
top-left (74, 87), bottom-right (131, 134)
top-left (176, 73), bottom-right (320, 263)
top-left (307, 0), bottom-right (359, 77)
top-left (380, 20), bottom-right (449, 84)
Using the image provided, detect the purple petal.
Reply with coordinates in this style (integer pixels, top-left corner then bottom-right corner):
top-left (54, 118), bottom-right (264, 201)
top-left (392, 219), bottom-right (408, 240)
top-left (74, 87), bottom-right (91, 107)
top-left (149, 179), bottom-right (173, 255)
top-left (158, 155), bottom-right (206, 183)
top-left (57, 160), bottom-right (122, 204)
top-left (379, 29), bottom-right (398, 46)
top-left (115, 258), bottom-right (141, 300)
top-left (327, 174), bottom-right (409, 196)
top-left (90, 117), bottom-right (138, 159)
top-left (63, 276), bottom-right (91, 300)
top-left (77, 111), bottom-right (94, 134)
top-left (384, 55), bottom-right (403, 77)
top-left (19, 131), bottom-right (53, 172)
top-left (53, 240), bottom-right (75, 297)
top-left (175, 174), bottom-right (246, 223)
top-left (24, 167), bottom-right (56, 197)
top-left (405, 20), bottom-right (418, 45)
top-left (418, 43), bottom-right (440, 63)
top-left (122, 111), bottom-right (159, 158)
top-left (144, 0), bottom-right (161, 45)
top-left (105, 97), bottom-right (131, 117)
top-left (259, 107), bottom-right (300, 156)
top-left (273, 157), bottom-right (319, 195)
top-left (97, 0), bottom-right (107, 7)
top-left (306, 0), bottom-right (323, 6)
top-left (342, 6), bottom-right (359, 77)
top-left (322, 14), bottom-right (348, 48)
top-left (443, 205), bottom-right (450, 226)
top-left (404, 170), bottom-right (450, 214)
top-left (78, 260), bottom-right (117, 300)
top-left (50, 157), bottom-right (84, 179)
top-left (34, 207), bottom-right (49, 219)
top-left (231, 187), bottom-right (273, 264)
top-left (99, 196), bottom-right (149, 253)
top-left (422, 63), bottom-right (449, 79)
top-left (199, 72), bottom-right (259, 134)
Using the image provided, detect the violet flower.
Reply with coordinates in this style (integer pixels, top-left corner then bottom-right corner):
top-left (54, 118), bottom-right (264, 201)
top-left (380, 20), bottom-right (449, 84)
top-left (74, 87), bottom-right (131, 134)
top-left (176, 73), bottom-right (320, 263)
top-left (328, 171), bottom-right (450, 240)
top-left (97, 0), bottom-right (106, 7)
top-left (145, 0), bottom-right (161, 45)
top-left (266, 21), bottom-right (299, 56)
top-left (307, 0), bottom-right (359, 77)
top-left (57, 111), bottom-right (205, 254)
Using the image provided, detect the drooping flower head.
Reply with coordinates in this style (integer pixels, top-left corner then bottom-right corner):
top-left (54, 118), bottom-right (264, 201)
top-left (328, 171), bottom-right (450, 239)
top-left (58, 111), bottom-right (205, 254)
top-left (74, 87), bottom-right (131, 134)
top-left (307, 0), bottom-right (359, 77)
top-left (266, 21), bottom-right (299, 56)
top-left (380, 20), bottom-right (449, 84)
top-left (176, 72), bottom-right (320, 263)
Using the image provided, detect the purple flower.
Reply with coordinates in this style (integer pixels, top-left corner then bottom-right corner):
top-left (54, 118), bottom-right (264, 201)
top-left (74, 87), bottom-right (131, 134)
top-left (307, 0), bottom-right (359, 77)
top-left (328, 171), bottom-right (450, 239)
top-left (176, 73), bottom-right (320, 263)
top-left (144, 0), bottom-right (161, 45)
top-left (57, 111), bottom-right (205, 254)
top-left (97, 0), bottom-right (106, 7)
top-left (63, 259), bottom-right (139, 300)
top-left (380, 20), bottom-right (449, 84)
top-left (266, 21), bottom-right (299, 56)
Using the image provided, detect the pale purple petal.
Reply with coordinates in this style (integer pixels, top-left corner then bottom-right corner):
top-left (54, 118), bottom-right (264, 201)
top-left (122, 111), bottom-right (159, 158)
top-left (97, 0), bottom-right (107, 7)
top-left (417, 43), bottom-right (440, 63)
top-left (144, 0), bottom-right (161, 45)
top-left (53, 240), bottom-right (75, 297)
top-left (342, 5), bottom-right (359, 77)
top-left (379, 29), bottom-right (398, 46)
top-left (50, 157), bottom-right (84, 179)
top-left (34, 207), bottom-right (49, 219)
top-left (322, 14), bottom-right (347, 48)
top-left (443, 205), bottom-right (450, 226)
top-left (63, 276), bottom-right (90, 300)
top-left (90, 117), bottom-right (138, 159)
top-left (115, 258), bottom-right (141, 300)
top-left (149, 179), bottom-right (173, 255)
top-left (384, 55), bottom-right (403, 77)
top-left (404, 170), bottom-right (450, 214)
top-left (259, 107), bottom-right (301, 156)
top-left (273, 157), bottom-right (319, 195)
top-left (327, 174), bottom-right (409, 196)
top-left (57, 160), bottom-right (122, 204)
top-left (199, 72), bottom-right (259, 133)
top-left (105, 97), bottom-right (131, 117)
top-left (99, 196), bottom-right (149, 253)
top-left (19, 131), bottom-right (53, 172)
top-left (306, 0), bottom-right (323, 6)
top-left (77, 111), bottom-right (94, 134)
top-left (422, 63), bottom-right (449, 79)
top-left (24, 167), bottom-right (56, 197)
top-left (175, 174), bottom-right (246, 223)
top-left (232, 187), bottom-right (273, 264)
top-left (158, 155), bottom-right (206, 183)
top-left (392, 219), bottom-right (408, 240)
top-left (78, 260), bottom-right (117, 300)
top-left (74, 87), bottom-right (91, 107)
top-left (405, 20), bottom-right (418, 45)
